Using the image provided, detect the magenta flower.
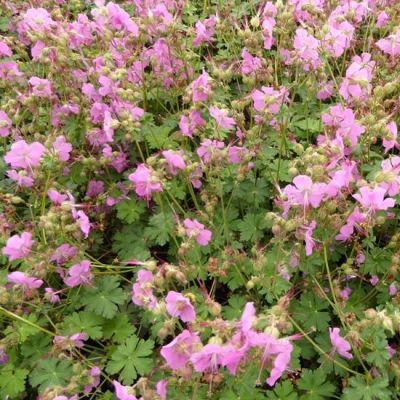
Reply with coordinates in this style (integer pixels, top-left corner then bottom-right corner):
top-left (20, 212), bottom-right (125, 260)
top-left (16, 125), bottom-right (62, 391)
top-left (329, 327), bottom-right (353, 360)
top-left (0, 40), bottom-right (12, 57)
top-left (228, 146), bottom-right (249, 164)
top-left (191, 70), bottom-right (212, 103)
top-left (376, 29), bottom-right (400, 58)
top-left (113, 380), bottom-right (138, 400)
top-left (252, 86), bottom-right (288, 114)
top-left (370, 275), bottom-right (379, 286)
top-left (165, 291), bottom-right (196, 322)
top-left (162, 150), bottom-right (186, 175)
top-left (191, 343), bottom-right (228, 373)
top-left (86, 180), bottom-right (105, 197)
top-left (50, 244), bottom-right (78, 265)
top-left (193, 16), bottom-right (215, 47)
top-left (376, 12), bottom-right (389, 28)
top-left (54, 332), bottom-right (88, 348)
top-left (383, 122), bottom-right (400, 153)
top-left (336, 207), bottom-right (366, 242)
top-left (132, 269), bottom-right (157, 310)
top-left (183, 218), bottom-right (212, 246)
top-left (323, 21), bottom-right (354, 58)
top-left (261, 2), bottom-right (277, 49)
top-left (241, 48), bottom-right (262, 75)
top-left (48, 189), bottom-right (68, 204)
top-left (6, 170), bottom-right (34, 188)
top-left (156, 380), bottom-right (167, 400)
top-left (209, 106), bottom-right (236, 130)
top-left (7, 271), bottom-right (43, 289)
top-left (179, 110), bottom-right (205, 137)
top-left (160, 330), bottom-right (201, 370)
top-left (64, 260), bottom-right (93, 288)
top-left (283, 175), bottom-right (326, 209)
top-left (353, 186), bottom-right (395, 212)
top-left (304, 220), bottom-right (317, 256)
top-left (53, 136), bottom-right (72, 161)
top-left (4, 140), bottom-right (45, 169)
top-left (128, 164), bottom-right (163, 201)
top-left (379, 156), bottom-right (400, 196)
top-left (29, 77), bottom-right (52, 97)
top-left (44, 287), bottom-right (61, 303)
top-left (0, 110), bottom-right (11, 137)
top-left (2, 232), bottom-right (34, 261)
top-left (294, 28), bottom-right (321, 71)
top-left (197, 139), bottom-right (225, 164)
top-left (389, 283), bottom-right (397, 297)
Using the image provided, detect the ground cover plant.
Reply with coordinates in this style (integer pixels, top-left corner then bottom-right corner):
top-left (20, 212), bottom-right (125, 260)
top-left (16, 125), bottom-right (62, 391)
top-left (1, 0), bottom-right (400, 398)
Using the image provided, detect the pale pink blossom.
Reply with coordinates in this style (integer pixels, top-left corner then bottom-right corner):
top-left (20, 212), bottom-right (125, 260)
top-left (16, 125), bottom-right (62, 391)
top-left (128, 164), bottom-right (163, 200)
top-left (193, 16), bottom-right (215, 47)
top-left (64, 260), bottom-right (92, 288)
top-left (132, 270), bottom-right (157, 309)
top-left (183, 218), bottom-right (212, 246)
top-left (0, 110), bottom-right (11, 137)
top-left (179, 110), bottom-right (205, 137)
top-left (197, 139), bottom-right (225, 164)
top-left (53, 136), bottom-right (72, 161)
top-left (329, 327), bottom-right (353, 359)
top-left (162, 150), bottom-right (186, 175)
top-left (29, 77), bottom-right (52, 97)
top-left (113, 380), bottom-right (138, 400)
top-left (283, 175), bottom-right (326, 209)
top-left (4, 140), bottom-right (45, 169)
top-left (209, 106), bottom-right (236, 130)
top-left (353, 186), bottom-right (395, 212)
top-left (191, 70), bottom-right (212, 103)
top-left (7, 271), bottom-right (43, 289)
top-left (165, 291), bottom-right (196, 322)
top-left (2, 232), bottom-right (34, 261)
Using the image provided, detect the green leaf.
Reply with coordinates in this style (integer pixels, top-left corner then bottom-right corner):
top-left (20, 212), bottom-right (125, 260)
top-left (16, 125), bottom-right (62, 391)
top-left (145, 125), bottom-right (171, 150)
top-left (20, 334), bottom-right (52, 363)
top-left (81, 276), bottom-right (128, 319)
top-left (103, 313), bottom-right (135, 343)
top-left (29, 359), bottom-right (73, 393)
top-left (144, 211), bottom-right (174, 246)
top-left (0, 364), bottom-right (28, 398)
top-left (112, 224), bottom-right (151, 261)
top-left (297, 369), bottom-right (335, 399)
top-left (343, 377), bottom-right (391, 400)
top-left (222, 295), bottom-right (247, 320)
top-left (116, 198), bottom-right (146, 224)
top-left (291, 293), bottom-right (330, 331)
top-left (62, 311), bottom-right (104, 339)
top-left (267, 380), bottom-right (299, 400)
top-left (234, 213), bottom-right (267, 242)
top-left (106, 335), bottom-right (154, 384)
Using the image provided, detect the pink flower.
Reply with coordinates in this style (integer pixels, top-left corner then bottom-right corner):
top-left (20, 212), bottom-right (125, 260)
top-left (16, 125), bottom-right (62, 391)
top-left (339, 53), bottom-right (374, 102)
top-left (0, 110), bottom-right (11, 137)
top-left (160, 330), bottom-right (201, 370)
top-left (132, 270), bottom-right (157, 310)
top-left (183, 218), bottom-right (212, 246)
top-left (7, 170), bottom-right (34, 187)
top-left (293, 28), bottom-right (320, 71)
top-left (29, 77), bottom-right (52, 97)
top-left (113, 380), bottom-right (138, 400)
top-left (241, 48), bottom-right (262, 75)
top-left (329, 327), bottom-right (353, 360)
top-left (304, 220), bottom-right (317, 256)
top-left (370, 275), bottom-right (379, 286)
top-left (7, 271), bottom-right (43, 289)
top-left (86, 180), bottom-right (105, 197)
top-left (283, 175), bottom-right (326, 209)
top-left (389, 283), bottom-right (397, 296)
top-left (4, 140), bottom-right (45, 169)
top-left (162, 150), bottom-right (186, 175)
top-left (2, 232), bottom-right (34, 261)
top-left (44, 287), bottom-right (61, 303)
top-left (353, 186), bottom-right (395, 212)
top-left (156, 380), bottom-right (167, 400)
top-left (317, 81), bottom-right (334, 100)
top-left (379, 156), bottom-right (400, 196)
top-left (54, 332), bottom-right (88, 348)
top-left (193, 16), bottom-right (215, 47)
top-left (191, 343), bottom-right (228, 373)
top-left (76, 210), bottom-right (91, 238)
top-left (323, 21), bottom-right (354, 58)
top-left (376, 12), bottom-right (389, 28)
top-left (179, 110), bottom-right (205, 137)
top-left (228, 146), bottom-right (249, 164)
top-left (262, 2), bottom-right (277, 49)
top-left (191, 70), bottom-right (212, 103)
top-left (383, 122), bottom-right (400, 153)
top-left (376, 29), bottom-right (400, 58)
top-left (197, 139), bottom-right (225, 164)
top-left (106, 2), bottom-right (139, 35)
top-left (64, 260), bottom-right (93, 288)
top-left (252, 86), bottom-right (288, 114)
top-left (50, 244), bottom-right (78, 265)
top-left (53, 136), bottom-right (72, 161)
top-left (48, 189), bottom-right (68, 204)
top-left (336, 207), bottom-right (366, 241)
top-left (128, 164), bottom-right (163, 200)
top-left (165, 291), bottom-right (196, 322)
top-left (209, 106), bottom-right (236, 130)
top-left (0, 41), bottom-right (12, 57)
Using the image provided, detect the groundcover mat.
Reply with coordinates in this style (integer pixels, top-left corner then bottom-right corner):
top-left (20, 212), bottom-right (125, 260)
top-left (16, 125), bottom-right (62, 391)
top-left (1, 0), bottom-right (400, 399)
